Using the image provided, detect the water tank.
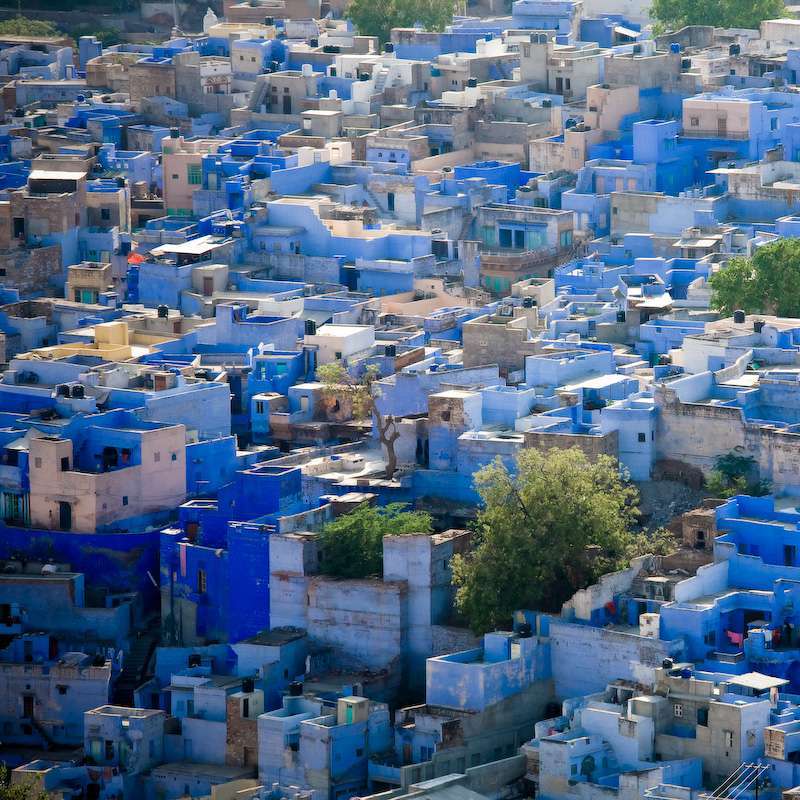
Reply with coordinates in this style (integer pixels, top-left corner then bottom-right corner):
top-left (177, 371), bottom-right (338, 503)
top-left (733, 309), bottom-right (746, 323)
top-left (669, 42), bottom-right (681, 53)
top-left (681, 58), bottom-right (691, 69)
top-left (71, 385), bottom-right (85, 399)
top-left (264, 16), bottom-right (274, 24)
top-left (76, 94), bottom-right (86, 103)
top-left (309, 38), bottom-right (318, 47)
top-left (384, 42), bottom-right (394, 53)
top-left (662, 657), bottom-right (674, 669)
top-left (329, 89), bottom-right (338, 100)
top-left (754, 319), bottom-right (765, 333)
top-left (289, 681), bottom-right (303, 696)
top-left (116, 176), bottom-right (126, 187)
top-left (729, 43), bottom-right (741, 55)
top-left (542, 98), bottom-right (552, 108)
top-left (517, 622), bottom-right (532, 638)
top-left (467, 77), bottom-right (477, 88)
top-left (157, 304), bottom-right (169, 318)
top-left (359, 72), bottom-right (369, 81)
top-left (522, 296), bottom-right (534, 308)
top-left (301, 63), bottom-right (313, 77)
top-left (305, 319), bottom-right (317, 336)
top-left (170, 128), bottom-right (180, 139)
top-left (242, 677), bottom-right (255, 693)
top-left (188, 653), bottom-right (201, 667)
top-left (385, 344), bottom-right (397, 357)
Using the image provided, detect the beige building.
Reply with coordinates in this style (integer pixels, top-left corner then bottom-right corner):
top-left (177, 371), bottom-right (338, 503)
top-left (28, 420), bottom-right (187, 533)
top-left (162, 135), bottom-right (231, 216)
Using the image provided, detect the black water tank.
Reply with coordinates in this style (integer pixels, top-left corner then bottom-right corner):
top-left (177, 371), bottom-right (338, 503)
top-left (242, 677), bottom-right (255, 693)
top-left (733, 309), bottom-right (746, 323)
top-left (467, 77), bottom-right (477, 88)
top-left (170, 128), bottom-right (180, 139)
top-left (264, 16), bottom-right (274, 24)
top-left (522, 296), bottom-right (534, 308)
top-left (305, 319), bottom-right (317, 336)
top-left (385, 42), bottom-right (394, 53)
top-left (157, 304), bottom-right (169, 318)
top-left (754, 319), bottom-right (765, 333)
top-left (385, 344), bottom-right (396, 357)
top-left (729, 43), bottom-right (741, 55)
top-left (289, 681), bottom-right (303, 696)
top-left (309, 38), bottom-right (318, 47)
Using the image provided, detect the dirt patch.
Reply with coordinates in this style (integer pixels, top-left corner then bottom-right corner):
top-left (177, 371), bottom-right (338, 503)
top-left (635, 479), bottom-right (710, 532)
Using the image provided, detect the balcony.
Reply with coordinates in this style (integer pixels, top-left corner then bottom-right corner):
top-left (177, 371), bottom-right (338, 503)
top-left (681, 128), bottom-right (749, 140)
top-left (480, 247), bottom-right (561, 272)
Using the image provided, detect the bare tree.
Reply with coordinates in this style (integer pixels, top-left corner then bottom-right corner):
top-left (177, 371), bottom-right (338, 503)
top-left (317, 361), bottom-right (401, 479)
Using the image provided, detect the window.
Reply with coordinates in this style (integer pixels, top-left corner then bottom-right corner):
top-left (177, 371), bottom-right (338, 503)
top-left (637, 432), bottom-right (646, 443)
top-left (255, 400), bottom-right (265, 414)
top-left (356, 748), bottom-right (364, 757)
top-left (101, 208), bottom-right (110, 221)
top-left (154, 451), bottom-right (161, 463)
top-left (724, 730), bottom-right (734, 748)
top-left (197, 568), bottom-right (207, 593)
top-left (499, 228), bottom-right (512, 248)
top-left (171, 173), bottom-right (179, 180)
top-left (122, 496), bottom-right (128, 506)
top-left (673, 703), bottom-right (683, 717)
top-left (690, 116), bottom-right (699, 127)
top-left (171, 452), bottom-right (177, 461)
top-left (387, 191), bottom-right (395, 212)
top-left (187, 164), bottom-right (202, 185)
top-left (105, 739), bottom-right (114, 760)
top-left (34, 457), bottom-right (41, 469)
top-left (56, 684), bottom-right (68, 695)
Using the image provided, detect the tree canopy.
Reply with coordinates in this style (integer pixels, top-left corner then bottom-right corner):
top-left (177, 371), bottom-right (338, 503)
top-left (709, 239), bottom-right (800, 318)
top-left (319, 502), bottom-right (433, 579)
top-left (316, 361), bottom-right (402, 478)
top-left (451, 447), bottom-right (640, 634)
top-left (0, 17), bottom-right (61, 38)
top-left (346, 0), bottom-right (458, 47)
top-left (651, 0), bottom-right (783, 33)
top-left (0, 765), bottom-right (47, 800)
top-left (705, 451), bottom-right (771, 498)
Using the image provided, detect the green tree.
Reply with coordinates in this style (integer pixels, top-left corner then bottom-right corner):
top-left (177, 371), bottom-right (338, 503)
top-left (0, 17), bottom-right (62, 38)
top-left (651, 0), bottom-right (783, 32)
top-left (317, 361), bottom-right (401, 478)
top-left (705, 451), bottom-right (771, 498)
top-left (346, 0), bottom-right (459, 46)
top-left (710, 239), bottom-right (800, 318)
top-left (71, 24), bottom-right (122, 47)
top-left (452, 447), bottom-right (639, 634)
top-left (319, 502), bottom-right (432, 578)
top-left (0, 764), bottom-right (47, 800)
